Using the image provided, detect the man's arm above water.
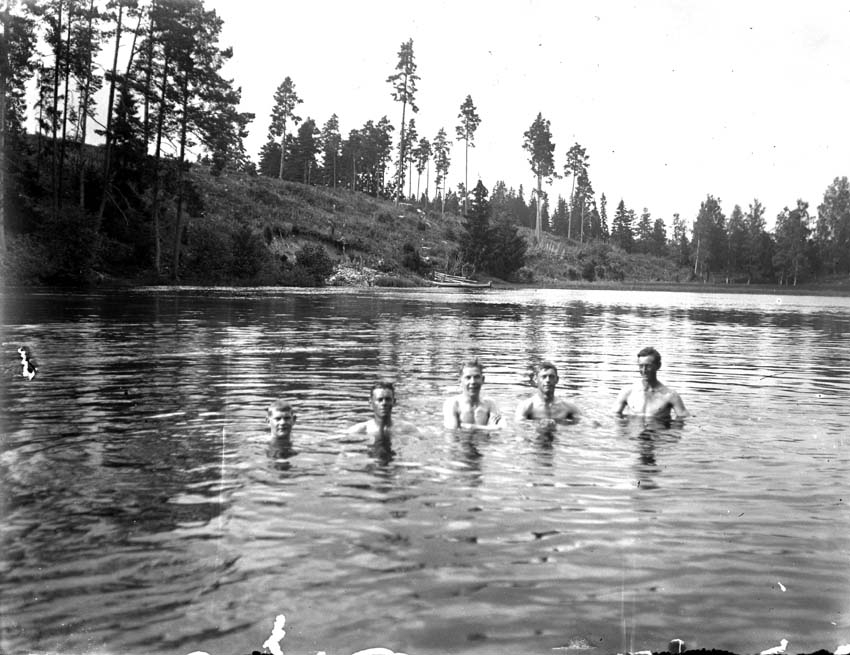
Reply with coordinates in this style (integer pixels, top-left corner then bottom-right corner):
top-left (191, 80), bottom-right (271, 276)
top-left (614, 387), bottom-right (630, 417)
top-left (670, 390), bottom-right (690, 419)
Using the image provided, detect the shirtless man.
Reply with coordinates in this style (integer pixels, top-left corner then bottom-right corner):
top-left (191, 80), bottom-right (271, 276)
top-left (515, 361), bottom-right (580, 423)
top-left (267, 399), bottom-right (297, 441)
top-left (614, 347), bottom-right (689, 419)
top-left (347, 382), bottom-right (415, 437)
top-left (443, 359), bottom-right (502, 429)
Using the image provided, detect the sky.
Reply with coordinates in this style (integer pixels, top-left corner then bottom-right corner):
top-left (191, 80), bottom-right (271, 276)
top-left (200, 0), bottom-right (850, 229)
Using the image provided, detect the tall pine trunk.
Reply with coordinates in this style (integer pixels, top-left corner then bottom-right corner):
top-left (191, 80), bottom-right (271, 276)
top-left (96, 1), bottom-right (124, 227)
top-left (151, 53), bottom-right (169, 276)
top-left (425, 161), bottom-right (429, 208)
top-left (395, 89), bottom-right (407, 204)
top-left (535, 173), bottom-right (542, 242)
top-left (277, 124), bottom-right (286, 179)
top-left (463, 140), bottom-right (468, 214)
top-left (51, 0), bottom-right (64, 221)
top-left (58, 11), bottom-right (73, 210)
top-left (78, 0), bottom-right (97, 209)
top-left (171, 77), bottom-right (190, 281)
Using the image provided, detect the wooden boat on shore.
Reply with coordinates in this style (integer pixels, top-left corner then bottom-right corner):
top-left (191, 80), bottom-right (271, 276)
top-left (431, 272), bottom-right (492, 288)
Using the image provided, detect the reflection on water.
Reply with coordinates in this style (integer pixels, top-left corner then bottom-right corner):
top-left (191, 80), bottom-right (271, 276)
top-left (1, 287), bottom-right (849, 655)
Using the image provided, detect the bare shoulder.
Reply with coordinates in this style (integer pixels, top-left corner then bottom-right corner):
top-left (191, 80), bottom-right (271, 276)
top-left (394, 419), bottom-right (420, 433)
top-left (345, 420), bottom-right (369, 435)
top-left (443, 395), bottom-right (460, 410)
top-left (556, 397), bottom-right (581, 416)
top-left (515, 396), bottom-right (534, 418)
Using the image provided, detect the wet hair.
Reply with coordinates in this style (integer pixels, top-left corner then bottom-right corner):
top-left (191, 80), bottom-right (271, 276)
top-left (370, 381), bottom-right (396, 400)
top-left (460, 358), bottom-right (484, 374)
top-left (535, 361), bottom-right (558, 376)
top-left (637, 347), bottom-right (661, 368)
top-left (267, 399), bottom-right (294, 416)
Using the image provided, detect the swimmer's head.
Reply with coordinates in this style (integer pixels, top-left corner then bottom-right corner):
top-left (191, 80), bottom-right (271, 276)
top-left (637, 347), bottom-right (661, 368)
top-left (460, 358), bottom-right (484, 375)
top-left (459, 359), bottom-right (485, 395)
top-left (535, 361), bottom-right (559, 392)
top-left (369, 381), bottom-right (396, 418)
top-left (267, 399), bottom-right (296, 439)
top-left (369, 381), bottom-right (396, 402)
top-left (535, 361), bottom-right (558, 377)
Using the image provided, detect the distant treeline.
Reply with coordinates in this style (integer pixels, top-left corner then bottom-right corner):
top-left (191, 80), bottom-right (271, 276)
top-left (1, 1), bottom-right (848, 287)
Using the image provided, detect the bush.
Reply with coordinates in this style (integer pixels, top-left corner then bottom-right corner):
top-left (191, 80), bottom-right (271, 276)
top-left (512, 266), bottom-right (535, 284)
top-left (230, 224), bottom-right (272, 280)
top-left (1, 234), bottom-right (51, 285)
top-left (400, 242), bottom-right (431, 275)
top-left (295, 244), bottom-right (335, 285)
top-left (38, 205), bottom-right (99, 283)
top-left (183, 222), bottom-right (234, 283)
top-left (373, 274), bottom-right (418, 287)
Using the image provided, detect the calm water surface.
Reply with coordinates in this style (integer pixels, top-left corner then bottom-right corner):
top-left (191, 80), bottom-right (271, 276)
top-left (1, 287), bottom-right (849, 655)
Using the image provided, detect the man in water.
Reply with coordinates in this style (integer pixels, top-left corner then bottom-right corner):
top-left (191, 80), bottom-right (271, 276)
top-left (347, 381), bottom-right (415, 437)
top-left (267, 399), bottom-right (297, 442)
top-left (614, 347), bottom-right (689, 419)
top-left (443, 359), bottom-right (502, 429)
top-left (515, 361), bottom-right (580, 423)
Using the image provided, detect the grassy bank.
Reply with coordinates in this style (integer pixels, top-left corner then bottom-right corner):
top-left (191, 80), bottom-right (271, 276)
top-left (3, 163), bottom-right (848, 295)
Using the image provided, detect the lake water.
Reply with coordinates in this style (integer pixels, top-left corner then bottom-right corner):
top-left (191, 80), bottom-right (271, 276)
top-left (1, 287), bottom-right (849, 655)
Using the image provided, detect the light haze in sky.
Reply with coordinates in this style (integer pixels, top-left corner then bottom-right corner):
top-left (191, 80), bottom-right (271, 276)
top-left (203, 1), bottom-right (849, 227)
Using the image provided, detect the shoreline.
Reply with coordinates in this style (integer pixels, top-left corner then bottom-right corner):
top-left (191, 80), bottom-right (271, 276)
top-left (3, 279), bottom-right (849, 298)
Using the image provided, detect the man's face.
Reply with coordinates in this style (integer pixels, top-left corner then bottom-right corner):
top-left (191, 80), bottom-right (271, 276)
top-left (536, 367), bottom-right (559, 395)
top-left (637, 355), bottom-right (660, 382)
top-left (370, 388), bottom-right (395, 419)
top-left (460, 366), bottom-right (484, 397)
top-left (268, 408), bottom-right (295, 438)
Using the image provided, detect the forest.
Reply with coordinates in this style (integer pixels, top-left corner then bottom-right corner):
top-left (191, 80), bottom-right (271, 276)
top-left (1, 0), bottom-right (849, 287)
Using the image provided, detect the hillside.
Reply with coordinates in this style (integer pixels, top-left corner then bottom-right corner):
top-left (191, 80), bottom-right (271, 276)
top-left (5, 162), bottom-right (846, 293)
top-left (180, 168), bottom-right (693, 288)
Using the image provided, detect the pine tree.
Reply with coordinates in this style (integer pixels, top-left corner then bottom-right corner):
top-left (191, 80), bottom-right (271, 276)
top-left (459, 180), bottom-right (491, 272)
top-left (522, 112), bottom-right (557, 242)
top-left (773, 200), bottom-right (811, 286)
top-left (432, 127), bottom-right (451, 216)
top-left (413, 136), bottom-right (431, 204)
top-left (611, 199), bottom-right (634, 252)
top-left (692, 195), bottom-right (726, 281)
top-left (599, 193), bottom-right (609, 241)
top-left (403, 117), bottom-right (417, 199)
top-left (387, 39), bottom-right (419, 203)
top-left (563, 143), bottom-right (588, 240)
top-left (816, 176), bottom-right (850, 274)
top-left (269, 76), bottom-right (302, 180)
top-left (1, 1), bottom-right (39, 253)
top-left (320, 114), bottom-right (341, 188)
top-left (456, 95), bottom-right (481, 214)
top-left (636, 208), bottom-right (652, 253)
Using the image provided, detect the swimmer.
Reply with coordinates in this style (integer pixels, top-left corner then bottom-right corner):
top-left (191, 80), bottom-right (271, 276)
top-left (515, 361), bottom-right (580, 423)
top-left (347, 381), bottom-right (416, 438)
top-left (614, 347), bottom-right (689, 420)
top-left (267, 399), bottom-right (297, 442)
top-left (443, 359), bottom-right (502, 429)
